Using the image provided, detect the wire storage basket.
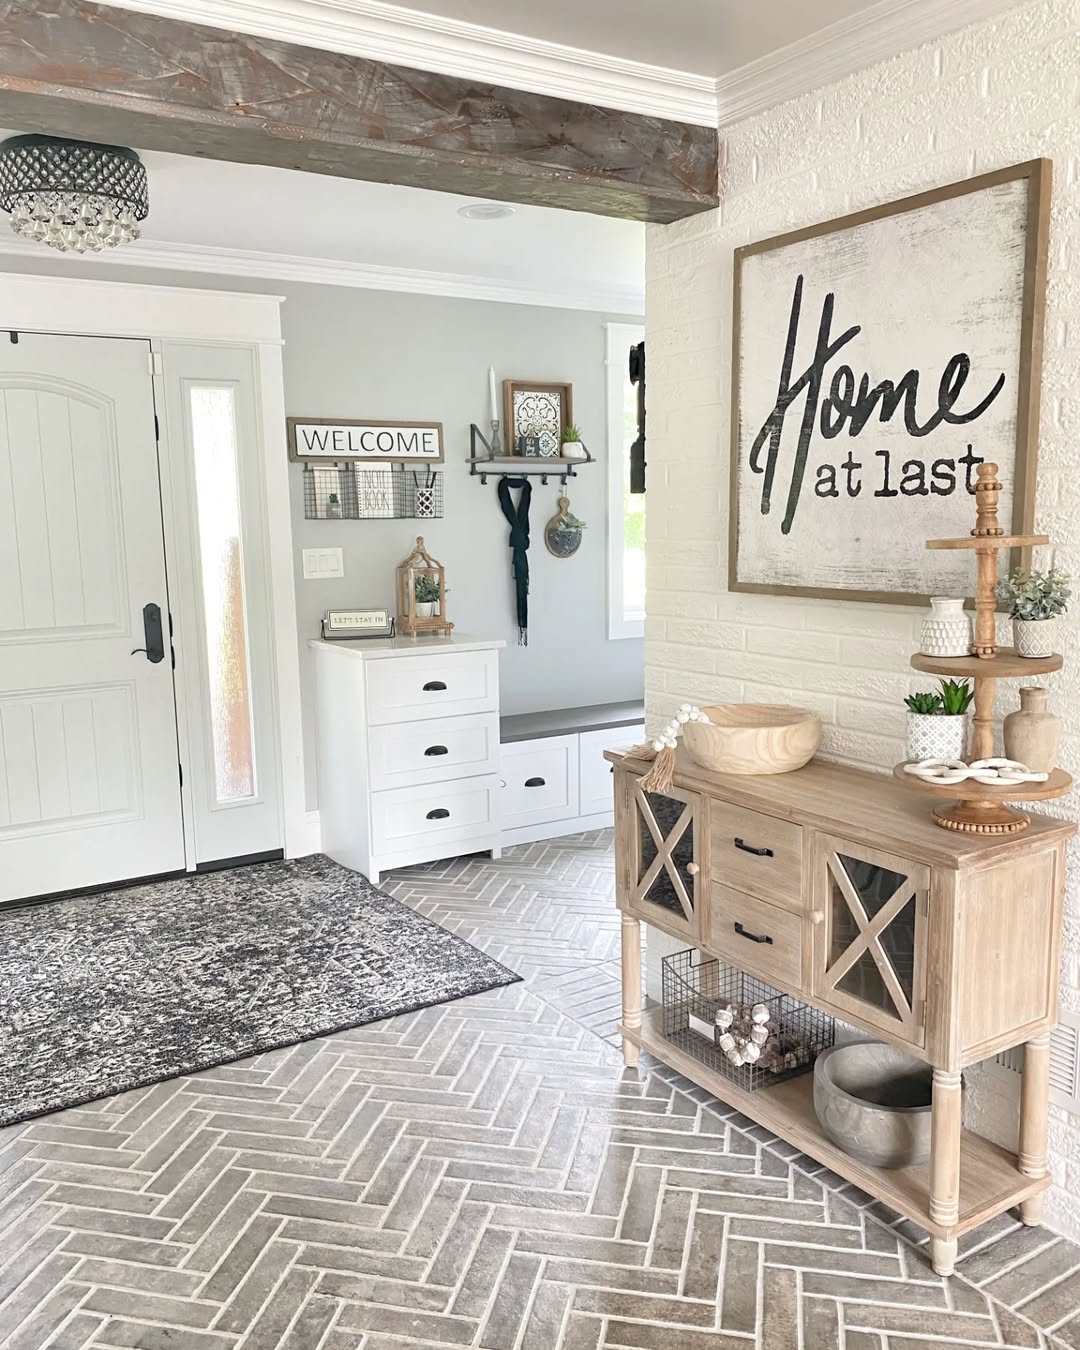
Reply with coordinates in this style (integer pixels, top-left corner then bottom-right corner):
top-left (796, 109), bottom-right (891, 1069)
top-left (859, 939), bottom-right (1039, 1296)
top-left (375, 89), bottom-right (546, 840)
top-left (662, 948), bottom-right (833, 1092)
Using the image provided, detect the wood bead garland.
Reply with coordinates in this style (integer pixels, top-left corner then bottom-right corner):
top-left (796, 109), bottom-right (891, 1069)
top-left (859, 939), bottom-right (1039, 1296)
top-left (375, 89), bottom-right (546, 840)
top-left (628, 704), bottom-right (711, 792)
top-left (713, 1001), bottom-right (774, 1068)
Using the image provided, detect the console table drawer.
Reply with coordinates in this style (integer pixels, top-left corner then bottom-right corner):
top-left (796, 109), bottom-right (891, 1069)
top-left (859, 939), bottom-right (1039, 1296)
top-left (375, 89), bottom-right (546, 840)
top-left (710, 802), bottom-right (802, 909)
top-left (707, 885), bottom-right (804, 991)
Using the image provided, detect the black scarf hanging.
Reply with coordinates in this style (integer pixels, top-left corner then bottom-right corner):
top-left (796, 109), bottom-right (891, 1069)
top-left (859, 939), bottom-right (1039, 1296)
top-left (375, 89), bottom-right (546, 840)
top-left (497, 476), bottom-right (532, 646)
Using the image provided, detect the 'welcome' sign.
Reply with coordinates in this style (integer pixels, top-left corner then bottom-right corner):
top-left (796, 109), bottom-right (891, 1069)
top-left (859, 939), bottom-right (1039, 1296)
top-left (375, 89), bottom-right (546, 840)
top-left (730, 160), bottom-right (1049, 604)
top-left (288, 418), bottom-right (444, 464)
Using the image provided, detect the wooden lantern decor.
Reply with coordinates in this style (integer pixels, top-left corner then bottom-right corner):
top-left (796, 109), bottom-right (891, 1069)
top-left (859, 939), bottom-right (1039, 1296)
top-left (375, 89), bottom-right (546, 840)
top-left (396, 536), bottom-right (453, 638)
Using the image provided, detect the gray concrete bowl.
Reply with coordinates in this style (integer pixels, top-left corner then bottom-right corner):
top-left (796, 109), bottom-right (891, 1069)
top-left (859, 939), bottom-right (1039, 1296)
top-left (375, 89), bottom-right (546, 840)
top-left (813, 1042), bottom-right (933, 1169)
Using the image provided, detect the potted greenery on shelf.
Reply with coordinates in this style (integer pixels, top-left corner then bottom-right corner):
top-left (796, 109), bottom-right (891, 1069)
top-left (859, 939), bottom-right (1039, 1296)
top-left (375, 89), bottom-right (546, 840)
top-left (904, 679), bottom-right (974, 761)
top-left (414, 573), bottom-right (440, 618)
top-left (561, 424), bottom-right (587, 461)
top-left (996, 566), bottom-right (1071, 658)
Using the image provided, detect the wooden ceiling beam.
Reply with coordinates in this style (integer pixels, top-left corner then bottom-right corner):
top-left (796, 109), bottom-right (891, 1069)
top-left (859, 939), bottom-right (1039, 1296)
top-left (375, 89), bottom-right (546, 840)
top-left (0, 0), bottom-right (719, 224)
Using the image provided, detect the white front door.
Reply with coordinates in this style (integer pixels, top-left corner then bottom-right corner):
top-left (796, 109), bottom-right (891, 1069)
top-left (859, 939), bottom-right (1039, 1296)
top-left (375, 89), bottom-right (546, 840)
top-left (0, 332), bottom-right (185, 901)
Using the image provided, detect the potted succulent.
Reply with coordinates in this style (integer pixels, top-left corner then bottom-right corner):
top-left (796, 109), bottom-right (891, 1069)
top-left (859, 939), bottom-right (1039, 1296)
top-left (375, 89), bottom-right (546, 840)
top-left (996, 566), bottom-right (1070, 658)
top-left (414, 573), bottom-right (440, 618)
top-left (904, 679), bottom-right (974, 762)
top-left (326, 491), bottom-right (341, 520)
top-left (561, 424), bottom-right (587, 461)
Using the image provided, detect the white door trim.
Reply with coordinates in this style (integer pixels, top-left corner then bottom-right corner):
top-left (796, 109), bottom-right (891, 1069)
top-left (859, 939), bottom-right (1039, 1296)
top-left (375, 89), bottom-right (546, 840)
top-left (0, 271), bottom-right (313, 860)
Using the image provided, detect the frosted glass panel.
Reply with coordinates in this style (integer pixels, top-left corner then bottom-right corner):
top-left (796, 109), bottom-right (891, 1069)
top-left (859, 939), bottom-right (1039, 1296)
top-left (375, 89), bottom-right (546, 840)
top-left (190, 386), bottom-right (255, 803)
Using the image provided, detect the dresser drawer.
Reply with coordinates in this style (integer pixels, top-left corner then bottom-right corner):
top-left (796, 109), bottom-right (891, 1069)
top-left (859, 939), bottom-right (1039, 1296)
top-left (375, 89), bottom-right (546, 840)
top-left (579, 725), bottom-right (644, 817)
top-left (366, 650), bottom-right (498, 724)
top-left (369, 713), bottom-right (499, 790)
top-left (501, 736), bottom-right (579, 829)
top-left (710, 801), bottom-right (803, 910)
top-left (372, 775), bottom-right (500, 853)
top-left (707, 885), bottom-right (804, 991)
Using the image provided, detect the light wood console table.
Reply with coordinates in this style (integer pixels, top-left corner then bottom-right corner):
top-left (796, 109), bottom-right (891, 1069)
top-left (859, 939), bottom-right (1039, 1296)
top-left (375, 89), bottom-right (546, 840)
top-left (608, 749), bottom-right (1075, 1275)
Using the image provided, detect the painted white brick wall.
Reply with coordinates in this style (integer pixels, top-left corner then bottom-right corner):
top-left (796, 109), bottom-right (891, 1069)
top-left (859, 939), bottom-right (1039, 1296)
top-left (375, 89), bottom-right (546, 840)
top-left (643, 0), bottom-right (1080, 1241)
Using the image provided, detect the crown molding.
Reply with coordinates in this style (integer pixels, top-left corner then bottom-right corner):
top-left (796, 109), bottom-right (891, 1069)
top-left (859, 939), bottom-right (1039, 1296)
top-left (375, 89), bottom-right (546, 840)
top-left (714, 0), bottom-right (1018, 126)
top-left (0, 236), bottom-right (645, 316)
top-left (90, 0), bottom-right (719, 127)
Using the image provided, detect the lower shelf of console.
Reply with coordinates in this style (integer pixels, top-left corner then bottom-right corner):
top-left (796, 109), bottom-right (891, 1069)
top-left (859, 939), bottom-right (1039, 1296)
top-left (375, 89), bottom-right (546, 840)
top-left (621, 1008), bottom-right (1045, 1240)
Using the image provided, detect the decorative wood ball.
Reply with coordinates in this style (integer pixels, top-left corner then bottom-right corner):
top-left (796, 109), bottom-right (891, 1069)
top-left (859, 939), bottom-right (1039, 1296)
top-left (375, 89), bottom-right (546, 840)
top-left (751, 1004), bottom-right (770, 1024)
top-left (680, 703), bottom-right (691, 713)
top-left (743, 1042), bottom-right (761, 1063)
top-left (677, 712), bottom-right (689, 724)
top-left (714, 1008), bottom-right (734, 1029)
top-left (750, 1025), bottom-right (769, 1045)
top-left (718, 1033), bottom-right (735, 1052)
top-left (651, 740), bottom-right (664, 753)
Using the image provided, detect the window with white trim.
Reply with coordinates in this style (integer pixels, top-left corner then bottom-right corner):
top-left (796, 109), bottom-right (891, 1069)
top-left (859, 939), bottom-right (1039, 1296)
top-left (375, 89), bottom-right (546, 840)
top-left (606, 322), bottom-right (646, 639)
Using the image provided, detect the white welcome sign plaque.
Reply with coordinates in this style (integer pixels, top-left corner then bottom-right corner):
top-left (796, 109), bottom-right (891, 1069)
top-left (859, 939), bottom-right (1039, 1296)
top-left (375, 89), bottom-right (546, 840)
top-left (730, 160), bottom-right (1049, 605)
top-left (288, 418), bottom-right (444, 464)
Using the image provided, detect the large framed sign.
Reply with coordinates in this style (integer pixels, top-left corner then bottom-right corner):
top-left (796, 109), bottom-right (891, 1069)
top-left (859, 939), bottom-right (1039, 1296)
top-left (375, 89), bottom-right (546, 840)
top-left (730, 159), bottom-right (1051, 604)
top-left (288, 417), bottom-right (444, 464)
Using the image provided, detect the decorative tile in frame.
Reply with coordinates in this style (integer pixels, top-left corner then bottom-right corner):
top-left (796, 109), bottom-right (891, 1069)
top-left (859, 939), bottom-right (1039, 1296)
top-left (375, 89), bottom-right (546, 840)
top-left (730, 159), bottom-right (1050, 605)
top-left (353, 464), bottom-right (395, 519)
top-left (504, 380), bottom-right (572, 459)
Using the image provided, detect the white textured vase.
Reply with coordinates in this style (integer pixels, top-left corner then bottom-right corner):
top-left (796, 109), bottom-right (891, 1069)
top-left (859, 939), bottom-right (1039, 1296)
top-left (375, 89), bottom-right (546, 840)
top-left (920, 597), bottom-right (972, 658)
top-left (1014, 616), bottom-right (1058, 659)
top-left (906, 712), bottom-right (968, 762)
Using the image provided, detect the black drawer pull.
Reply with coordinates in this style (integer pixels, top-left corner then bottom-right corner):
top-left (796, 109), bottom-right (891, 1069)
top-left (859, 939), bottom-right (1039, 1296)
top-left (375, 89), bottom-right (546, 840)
top-left (423, 680), bottom-right (447, 692)
top-left (525, 776), bottom-right (546, 788)
top-left (734, 922), bottom-right (773, 946)
top-left (424, 745), bottom-right (449, 756)
top-left (426, 808), bottom-right (450, 820)
top-left (734, 837), bottom-right (773, 858)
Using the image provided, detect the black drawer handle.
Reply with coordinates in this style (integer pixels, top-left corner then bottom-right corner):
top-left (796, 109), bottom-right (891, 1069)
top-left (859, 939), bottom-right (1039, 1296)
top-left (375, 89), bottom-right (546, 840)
top-left (734, 922), bottom-right (773, 946)
top-left (423, 680), bottom-right (447, 692)
top-left (424, 745), bottom-right (449, 756)
top-left (426, 808), bottom-right (450, 820)
top-left (734, 837), bottom-right (773, 858)
top-left (525, 776), bottom-right (546, 788)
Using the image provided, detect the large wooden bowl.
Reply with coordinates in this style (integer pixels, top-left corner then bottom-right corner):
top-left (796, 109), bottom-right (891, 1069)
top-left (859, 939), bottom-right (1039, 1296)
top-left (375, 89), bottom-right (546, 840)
top-left (683, 704), bottom-right (821, 775)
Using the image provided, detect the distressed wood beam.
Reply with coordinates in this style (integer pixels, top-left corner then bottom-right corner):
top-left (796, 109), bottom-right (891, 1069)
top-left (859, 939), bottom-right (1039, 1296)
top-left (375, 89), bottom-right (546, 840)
top-left (0, 0), bottom-right (718, 223)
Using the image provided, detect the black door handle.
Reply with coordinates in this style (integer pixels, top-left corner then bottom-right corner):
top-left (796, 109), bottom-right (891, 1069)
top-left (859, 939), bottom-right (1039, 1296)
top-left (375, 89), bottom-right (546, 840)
top-left (525, 777), bottom-right (546, 788)
top-left (734, 837), bottom-right (773, 858)
top-left (423, 680), bottom-right (447, 692)
top-left (131, 603), bottom-right (165, 664)
top-left (426, 808), bottom-right (450, 820)
top-left (734, 922), bottom-right (773, 945)
top-left (424, 745), bottom-right (449, 756)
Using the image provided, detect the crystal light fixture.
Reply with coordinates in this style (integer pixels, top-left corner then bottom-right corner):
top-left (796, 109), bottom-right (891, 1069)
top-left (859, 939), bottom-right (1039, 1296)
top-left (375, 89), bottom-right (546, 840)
top-left (0, 134), bottom-right (149, 255)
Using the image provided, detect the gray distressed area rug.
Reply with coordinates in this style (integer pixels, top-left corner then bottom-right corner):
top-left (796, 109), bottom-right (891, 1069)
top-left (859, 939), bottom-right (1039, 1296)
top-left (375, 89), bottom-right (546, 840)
top-left (0, 854), bottom-right (520, 1126)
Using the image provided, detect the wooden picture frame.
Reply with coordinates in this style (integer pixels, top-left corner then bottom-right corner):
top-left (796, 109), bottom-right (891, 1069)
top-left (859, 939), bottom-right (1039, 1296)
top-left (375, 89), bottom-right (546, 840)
top-left (729, 159), bottom-right (1051, 606)
top-left (288, 417), bottom-right (444, 465)
top-left (503, 380), bottom-right (573, 457)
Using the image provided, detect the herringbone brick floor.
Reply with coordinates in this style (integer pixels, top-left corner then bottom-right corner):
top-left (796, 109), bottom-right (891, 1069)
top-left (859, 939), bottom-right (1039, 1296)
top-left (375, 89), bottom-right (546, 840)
top-left (2, 831), bottom-right (1080, 1348)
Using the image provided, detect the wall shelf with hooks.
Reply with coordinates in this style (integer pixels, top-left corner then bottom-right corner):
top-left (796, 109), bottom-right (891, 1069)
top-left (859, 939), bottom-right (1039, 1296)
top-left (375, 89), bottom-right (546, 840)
top-left (467, 424), bottom-right (593, 486)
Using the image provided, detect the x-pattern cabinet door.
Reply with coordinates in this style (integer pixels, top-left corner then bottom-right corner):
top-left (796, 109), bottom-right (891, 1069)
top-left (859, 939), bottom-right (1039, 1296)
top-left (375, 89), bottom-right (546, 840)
top-left (812, 833), bottom-right (930, 1048)
top-left (617, 775), bottom-right (701, 943)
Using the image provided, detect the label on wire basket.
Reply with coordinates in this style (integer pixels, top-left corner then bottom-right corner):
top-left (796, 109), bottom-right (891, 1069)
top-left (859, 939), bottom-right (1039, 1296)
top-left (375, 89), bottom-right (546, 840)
top-left (688, 1012), bottom-right (718, 1044)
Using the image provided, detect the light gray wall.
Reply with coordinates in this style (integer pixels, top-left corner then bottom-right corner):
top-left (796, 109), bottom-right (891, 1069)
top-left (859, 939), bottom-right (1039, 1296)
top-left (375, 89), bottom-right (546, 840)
top-left (0, 256), bottom-right (644, 808)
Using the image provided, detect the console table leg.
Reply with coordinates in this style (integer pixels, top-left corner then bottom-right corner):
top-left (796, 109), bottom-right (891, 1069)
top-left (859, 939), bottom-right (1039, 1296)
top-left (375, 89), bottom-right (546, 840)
top-left (620, 913), bottom-right (642, 1068)
top-left (1019, 1032), bottom-right (1051, 1226)
top-left (929, 1068), bottom-right (962, 1277)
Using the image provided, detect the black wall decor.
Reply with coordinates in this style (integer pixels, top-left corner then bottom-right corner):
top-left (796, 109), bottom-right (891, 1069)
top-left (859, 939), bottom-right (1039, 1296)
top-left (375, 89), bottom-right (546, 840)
top-left (629, 340), bottom-right (646, 495)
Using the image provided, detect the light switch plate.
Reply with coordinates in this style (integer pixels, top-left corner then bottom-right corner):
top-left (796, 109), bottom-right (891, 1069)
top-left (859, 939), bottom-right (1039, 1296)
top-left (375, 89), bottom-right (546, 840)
top-left (302, 547), bottom-right (344, 580)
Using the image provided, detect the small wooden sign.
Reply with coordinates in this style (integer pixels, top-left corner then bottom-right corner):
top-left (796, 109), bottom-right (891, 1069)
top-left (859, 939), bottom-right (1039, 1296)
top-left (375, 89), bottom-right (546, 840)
top-left (288, 417), bottom-right (444, 464)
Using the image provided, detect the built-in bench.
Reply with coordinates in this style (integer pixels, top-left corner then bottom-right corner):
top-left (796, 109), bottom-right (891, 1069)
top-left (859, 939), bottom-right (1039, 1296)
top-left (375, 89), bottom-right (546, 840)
top-left (499, 701), bottom-right (645, 846)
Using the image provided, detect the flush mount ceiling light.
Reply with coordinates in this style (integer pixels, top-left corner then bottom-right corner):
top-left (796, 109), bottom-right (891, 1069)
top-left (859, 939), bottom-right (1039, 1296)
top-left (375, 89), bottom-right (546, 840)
top-left (0, 134), bottom-right (149, 255)
top-left (456, 202), bottom-right (515, 221)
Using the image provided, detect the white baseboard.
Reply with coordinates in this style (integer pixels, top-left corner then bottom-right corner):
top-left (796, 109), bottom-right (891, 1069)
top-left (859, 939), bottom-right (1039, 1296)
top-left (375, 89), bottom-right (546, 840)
top-left (288, 809), bottom-right (323, 858)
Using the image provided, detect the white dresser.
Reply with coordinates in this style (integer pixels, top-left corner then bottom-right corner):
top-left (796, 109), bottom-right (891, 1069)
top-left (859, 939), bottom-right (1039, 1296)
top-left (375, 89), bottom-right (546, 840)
top-left (312, 636), bottom-right (504, 883)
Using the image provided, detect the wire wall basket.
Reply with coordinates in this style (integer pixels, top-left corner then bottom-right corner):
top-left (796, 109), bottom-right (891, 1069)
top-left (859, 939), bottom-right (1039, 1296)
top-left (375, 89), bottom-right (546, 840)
top-left (662, 948), bottom-right (833, 1092)
top-left (302, 463), bottom-right (444, 521)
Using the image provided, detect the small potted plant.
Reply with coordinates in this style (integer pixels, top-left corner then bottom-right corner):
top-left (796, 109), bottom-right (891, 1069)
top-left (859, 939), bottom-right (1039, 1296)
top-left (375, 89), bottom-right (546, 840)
top-left (904, 679), bottom-right (974, 761)
top-left (561, 424), bottom-right (587, 461)
top-left (414, 573), bottom-right (440, 618)
top-left (996, 566), bottom-right (1071, 658)
top-left (326, 491), bottom-right (341, 520)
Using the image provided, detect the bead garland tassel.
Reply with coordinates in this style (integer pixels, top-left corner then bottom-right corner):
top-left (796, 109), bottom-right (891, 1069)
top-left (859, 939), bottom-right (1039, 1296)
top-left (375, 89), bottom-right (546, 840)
top-left (627, 705), bottom-right (711, 793)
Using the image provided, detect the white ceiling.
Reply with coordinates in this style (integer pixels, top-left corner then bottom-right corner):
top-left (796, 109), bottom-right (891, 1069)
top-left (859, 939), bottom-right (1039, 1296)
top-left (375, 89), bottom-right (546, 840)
top-left (0, 136), bottom-right (646, 311)
top-left (380, 0), bottom-right (884, 77)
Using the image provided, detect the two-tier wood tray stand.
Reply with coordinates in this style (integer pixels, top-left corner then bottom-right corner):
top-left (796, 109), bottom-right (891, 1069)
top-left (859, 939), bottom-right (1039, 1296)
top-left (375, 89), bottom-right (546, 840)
top-left (895, 462), bottom-right (1071, 834)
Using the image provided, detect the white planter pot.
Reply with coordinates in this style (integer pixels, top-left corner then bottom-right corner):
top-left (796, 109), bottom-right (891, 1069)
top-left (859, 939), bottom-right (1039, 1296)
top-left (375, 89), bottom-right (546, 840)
top-left (920, 597), bottom-right (971, 658)
top-left (415, 601), bottom-right (435, 618)
top-left (561, 442), bottom-right (587, 461)
top-left (1014, 616), bottom-right (1058, 658)
top-left (906, 712), bottom-right (968, 763)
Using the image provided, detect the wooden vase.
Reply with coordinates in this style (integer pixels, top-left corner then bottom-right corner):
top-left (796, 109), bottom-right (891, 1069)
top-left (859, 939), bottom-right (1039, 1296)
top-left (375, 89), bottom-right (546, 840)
top-left (1003, 686), bottom-right (1061, 773)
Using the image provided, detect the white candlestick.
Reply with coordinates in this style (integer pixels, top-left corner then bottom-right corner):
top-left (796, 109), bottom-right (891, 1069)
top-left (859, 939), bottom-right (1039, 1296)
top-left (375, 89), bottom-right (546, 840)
top-left (488, 368), bottom-right (498, 423)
